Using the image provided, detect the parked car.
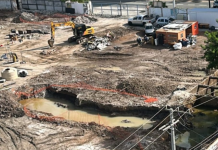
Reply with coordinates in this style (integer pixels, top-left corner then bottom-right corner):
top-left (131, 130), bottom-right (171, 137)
top-left (128, 15), bottom-right (156, 26)
top-left (144, 23), bottom-right (155, 35)
top-left (153, 17), bottom-right (171, 28)
top-left (213, 0), bottom-right (218, 8)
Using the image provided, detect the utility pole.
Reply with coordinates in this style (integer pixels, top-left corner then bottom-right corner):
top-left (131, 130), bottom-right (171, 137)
top-left (173, 0), bottom-right (176, 19)
top-left (209, 0), bottom-right (211, 8)
top-left (169, 108), bottom-right (176, 150)
top-left (159, 107), bottom-right (192, 150)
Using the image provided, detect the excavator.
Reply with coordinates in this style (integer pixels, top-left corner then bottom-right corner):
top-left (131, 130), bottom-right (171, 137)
top-left (48, 21), bottom-right (95, 47)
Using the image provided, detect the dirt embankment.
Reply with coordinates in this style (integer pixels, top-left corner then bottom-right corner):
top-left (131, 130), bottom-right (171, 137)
top-left (0, 91), bottom-right (170, 150)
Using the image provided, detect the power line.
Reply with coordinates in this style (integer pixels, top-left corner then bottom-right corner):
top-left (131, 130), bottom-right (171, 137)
top-left (129, 93), bottom-right (218, 150)
top-left (114, 79), bottom-right (218, 149)
top-left (128, 114), bottom-right (170, 150)
top-left (201, 136), bottom-right (218, 150)
top-left (112, 106), bottom-right (165, 150)
top-left (175, 128), bottom-right (199, 145)
top-left (178, 121), bottom-right (205, 139)
top-left (143, 131), bottom-right (167, 150)
top-left (190, 130), bottom-right (218, 150)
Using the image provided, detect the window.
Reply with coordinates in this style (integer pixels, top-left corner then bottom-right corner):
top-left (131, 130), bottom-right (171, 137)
top-left (146, 26), bottom-right (153, 29)
top-left (160, 19), bottom-right (164, 22)
top-left (133, 17), bottom-right (137, 20)
top-left (181, 33), bottom-right (183, 38)
top-left (165, 19), bottom-right (168, 23)
top-left (138, 17), bottom-right (142, 20)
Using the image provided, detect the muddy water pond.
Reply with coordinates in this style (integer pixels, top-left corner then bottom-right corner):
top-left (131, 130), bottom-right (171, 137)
top-left (176, 106), bottom-right (218, 149)
top-left (20, 98), bottom-right (154, 128)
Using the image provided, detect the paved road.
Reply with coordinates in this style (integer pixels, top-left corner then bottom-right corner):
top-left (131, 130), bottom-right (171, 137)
top-left (91, 0), bottom-right (212, 8)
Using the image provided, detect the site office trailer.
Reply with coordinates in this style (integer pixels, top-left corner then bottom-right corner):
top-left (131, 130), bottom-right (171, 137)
top-left (156, 29), bottom-right (186, 45)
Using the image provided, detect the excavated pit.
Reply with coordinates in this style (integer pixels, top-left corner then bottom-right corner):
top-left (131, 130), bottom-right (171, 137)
top-left (17, 85), bottom-right (169, 121)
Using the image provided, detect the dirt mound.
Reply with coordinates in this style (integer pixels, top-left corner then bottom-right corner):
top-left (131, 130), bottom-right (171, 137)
top-left (73, 16), bottom-right (97, 24)
top-left (12, 11), bottom-right (39, 23)
top-left (116, 78), bottom-right (177, 96)
top-left (21, 12), bottom-right (39, 21)
top-left (0, 92), bottom-right (24, 119)
top-left (95, 27), bottom-right (132, 39)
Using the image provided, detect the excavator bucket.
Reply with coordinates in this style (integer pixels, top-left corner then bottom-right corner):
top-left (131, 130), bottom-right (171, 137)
top-left (48, 39), bottom-right (54, 47)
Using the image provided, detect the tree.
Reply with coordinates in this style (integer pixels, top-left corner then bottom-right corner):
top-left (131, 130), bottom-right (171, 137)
top-left (202, 31), bottom-right (218, 69)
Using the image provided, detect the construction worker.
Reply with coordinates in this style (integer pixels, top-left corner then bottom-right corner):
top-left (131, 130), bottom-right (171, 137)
top-left (144, 35), bottom-right (150, 44)
top-left (106, 31), bottom-right (115, 40)
top-left (136, 36), bottom-right (142, 46)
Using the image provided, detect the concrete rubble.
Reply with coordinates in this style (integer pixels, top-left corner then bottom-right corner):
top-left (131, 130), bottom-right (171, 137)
top-left (73, 16), bottom-right (97, 24)
top-left (83, 36), bottom-right (110, 51)
top-left (20, 12), bottom-right (39, 22)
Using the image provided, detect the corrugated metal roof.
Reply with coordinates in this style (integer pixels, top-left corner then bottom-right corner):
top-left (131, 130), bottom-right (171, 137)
top-left (162, 23), bottom-right (192, 30)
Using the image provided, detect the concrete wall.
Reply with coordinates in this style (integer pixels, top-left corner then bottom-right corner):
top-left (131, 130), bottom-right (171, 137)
top-left (21, 0), bottom-right (65, 12)
top-left (0, 0), bottom-right (12, 10)
top-left (188, 11), bottom-right (218, 28)
top-left (70, 2), bottom-right (84, 14)
top-left (149, 8), bottom-right (187, 19)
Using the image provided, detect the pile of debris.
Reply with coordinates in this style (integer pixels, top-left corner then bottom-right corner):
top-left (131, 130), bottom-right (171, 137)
top-left (20, 12), bottom-right (39, 22)
top-left (72, 16), bottom-right (97, 24)
top-left (83, 36), bottom-right (110, 51)
top-left (173, 35), bottom-right (197, 50)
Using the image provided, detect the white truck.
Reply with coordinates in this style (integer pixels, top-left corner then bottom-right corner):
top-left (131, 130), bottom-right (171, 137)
top-left (128, 15), bottom-right (156, 26)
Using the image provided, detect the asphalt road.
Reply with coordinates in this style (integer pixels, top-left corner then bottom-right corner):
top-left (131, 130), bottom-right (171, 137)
top-left (91, 0), bottom-right (212, 8)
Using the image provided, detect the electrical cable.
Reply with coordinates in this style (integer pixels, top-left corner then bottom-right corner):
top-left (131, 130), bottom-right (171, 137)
top-left (190, 130), bottom-right (218, 150)
top-left (114, 78), bottom-right (218, 149)
top-left (129, 92), bottom-right (218, 150)
top-left (200, 136), bottom-right (218, 150)
top-left (128, 115), bottom-right (170, 150)
top-left (143, 131), bottom-right (167, 150)
top-left (175, 128), bottom-right (199, 145)
top-left (178, 121), bottom-right (205, 139)
top-left (112, 106), bottom-right (165, 150)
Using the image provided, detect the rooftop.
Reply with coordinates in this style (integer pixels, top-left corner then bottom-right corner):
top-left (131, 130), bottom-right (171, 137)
top-left (162, 23), bottom-right (191, 30)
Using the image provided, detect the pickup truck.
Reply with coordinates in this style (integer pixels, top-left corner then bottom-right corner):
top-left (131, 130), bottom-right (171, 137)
top-left (128, 15), bottom-right (156, 26)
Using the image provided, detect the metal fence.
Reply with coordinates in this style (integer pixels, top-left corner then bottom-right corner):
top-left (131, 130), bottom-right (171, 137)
top-left (92, 2), bottom-right (148, 18)
top-left (21, 0), bottom-right (65, 12)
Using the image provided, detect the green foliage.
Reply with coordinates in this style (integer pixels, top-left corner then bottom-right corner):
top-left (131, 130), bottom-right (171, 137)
top-left (149, 1), bottom-right (168, 8)
top-left (149, 2), bottom-right (153, 7)
top-left (202, 31), bottom-right (218, 69)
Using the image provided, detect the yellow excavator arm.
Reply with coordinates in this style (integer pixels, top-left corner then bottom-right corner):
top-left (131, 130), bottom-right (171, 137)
top-left (48, 21), bottom-right (75, 47)
top-left (48, 21), bottom-right (95, 47)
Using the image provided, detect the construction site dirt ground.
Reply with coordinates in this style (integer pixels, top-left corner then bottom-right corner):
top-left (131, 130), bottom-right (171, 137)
top-left (0, 11), bottom-right (209, 150)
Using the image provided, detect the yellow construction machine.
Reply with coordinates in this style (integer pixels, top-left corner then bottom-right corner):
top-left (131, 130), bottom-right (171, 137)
top-left (48, 21), bottom-right (95, 47)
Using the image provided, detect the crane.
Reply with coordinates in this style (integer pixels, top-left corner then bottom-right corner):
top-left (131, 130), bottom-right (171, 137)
top-left (48, 21), bottom-right (95, 47)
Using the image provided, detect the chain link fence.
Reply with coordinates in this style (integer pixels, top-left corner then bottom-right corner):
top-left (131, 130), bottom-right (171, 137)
top-left (92, 2), bottom-right (148, 18)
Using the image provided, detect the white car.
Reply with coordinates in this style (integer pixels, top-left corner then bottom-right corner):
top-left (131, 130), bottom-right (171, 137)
top-left (144, 23), bottom-right (155, 35)
top-left (153, 17), bottom-right (171, 28)
top-left (128, 15), bottom-right (155, 26)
